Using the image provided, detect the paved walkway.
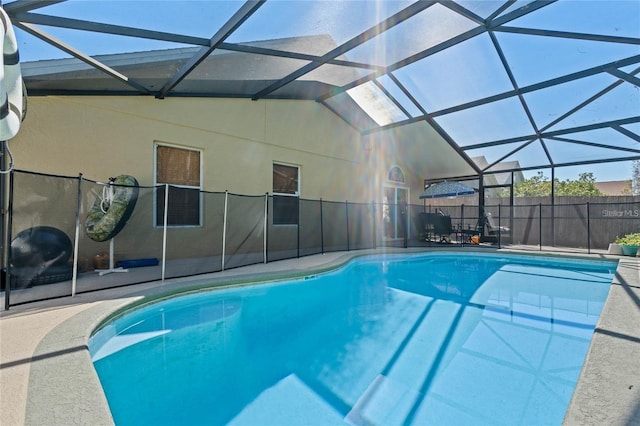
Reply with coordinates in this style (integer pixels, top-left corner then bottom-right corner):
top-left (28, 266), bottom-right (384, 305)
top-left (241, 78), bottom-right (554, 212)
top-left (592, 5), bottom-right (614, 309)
top-left (1, 248), bottom-right (638, 425)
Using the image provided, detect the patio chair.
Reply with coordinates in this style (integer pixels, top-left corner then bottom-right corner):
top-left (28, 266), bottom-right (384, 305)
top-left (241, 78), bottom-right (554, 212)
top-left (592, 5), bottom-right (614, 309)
top-left (484, 212), bottom-right (510, 241)
top-left (418, 212), bottom-right (454, 243)
top-left (433, 214), bottom-right (453, 243)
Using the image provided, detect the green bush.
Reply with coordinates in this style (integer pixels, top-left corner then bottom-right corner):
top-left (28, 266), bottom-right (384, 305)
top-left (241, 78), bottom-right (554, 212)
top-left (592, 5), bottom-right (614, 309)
top-left (615, 232), bottom-right (640, 246)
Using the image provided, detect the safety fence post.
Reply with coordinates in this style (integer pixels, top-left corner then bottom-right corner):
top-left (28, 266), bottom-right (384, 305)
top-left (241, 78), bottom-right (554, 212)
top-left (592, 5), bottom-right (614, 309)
top-left (405, 202), bottom-right (409, 247)
top-left (71, 173), bottom-right (83, 296)
top-left (263, 193), bottom-right (268, 264)
top-left (4, 170), bottom-right (14, 310)
top-left (221, 190), bottom-right (228, 271)
top-left (405, 202), bottom-right (410, 249)
top-left (460, 204), bottom-right (465, 247)
top-left (297, 197), bottom-right (300, 258)
top-left (587, 202), bottom-right (591, 254)
top-left (346, 201), bottom-right (350, 251)
top-left (161, 184), bottom-right (169, 281)
top-left (320, 198), bottom-right (324, 254)
top-left (497, 204), bottom-right (502, 248)
top-left (539, 203), bottom-right (542, 251)
top-left (371, 202), bottom-right (376, 250)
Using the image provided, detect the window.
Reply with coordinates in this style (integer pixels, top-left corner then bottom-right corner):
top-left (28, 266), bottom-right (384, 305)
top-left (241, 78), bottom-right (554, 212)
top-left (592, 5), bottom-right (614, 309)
top-left (387, 165), bottom-right (405, 183)
top-left (155, 144), bottom-right (202, 226)
top-left (273, 163), bottom-right (299, 225)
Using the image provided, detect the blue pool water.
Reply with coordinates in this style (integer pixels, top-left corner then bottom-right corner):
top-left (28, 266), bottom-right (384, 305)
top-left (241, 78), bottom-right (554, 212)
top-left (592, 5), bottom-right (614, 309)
top-left (90, 252), bottom-right (615, 425)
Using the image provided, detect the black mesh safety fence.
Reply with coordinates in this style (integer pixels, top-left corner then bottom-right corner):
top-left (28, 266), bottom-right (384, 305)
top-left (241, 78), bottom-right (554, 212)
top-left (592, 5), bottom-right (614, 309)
top-left (546, 204), bottom-right (589, 249)
top-left (498, 201), bottom-right (640, 250)
top-left (321, 200), bottom-right (349, 253)
top-left (266, 197), bottom-right (325, 262)
top-left (406, 200), bottom-right (638, 250)
top-left (459, 204), bottom-right (480, 236)
top-left (408, 203), bottom-right (484, 246)
top-left (3, 169), bottom-right (639, 307)
top-left (512, 204), bottom-right (542, 246)
top-left (299, 198), bottom-right (323, 258)
top-left (163, 188), bottom-right (225, 279)
top-left (407, 203), bottom-right (423, 247)
top-left (346, 201), bottom-right (375, 251)
top-left (267, 195), bottom-right (298, 262)
top-left (224, 193), bottom-right (266, 270)
top-left (78, 179), bottom-right (163, 290)
top-left (6, 172), bottom-right (165, 305)
top-left (374, 201), bottom-right (406, 248)
top-left (484, 205), bottom-right (512, 247)
top-left (7, 171), bottom-right (79, 303)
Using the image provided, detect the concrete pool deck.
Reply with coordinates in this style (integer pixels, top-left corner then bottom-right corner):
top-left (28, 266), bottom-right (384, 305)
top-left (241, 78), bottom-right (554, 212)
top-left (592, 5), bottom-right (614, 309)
top-left (0, 247), bottom-right (638, 425)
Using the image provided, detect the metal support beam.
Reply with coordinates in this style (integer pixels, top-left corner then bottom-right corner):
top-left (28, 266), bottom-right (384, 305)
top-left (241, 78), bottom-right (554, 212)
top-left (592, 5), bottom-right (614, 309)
top-left (613, 125), bottom-right (640, 144)
top-left (253, 1), bottom-right (437, 100)
top-left (490, 0), bottom-right (558, 28)
top-left (486, 1), bottom-right (517, 22)
top-left (13, 12), bottom-right (385, 72)
top-left (158, 0), bottom-right (265, 98)
top-left (548, 136), bottom-right (640, 155)
top-left (318, 25), bottom-right (487, 102)
top-left (367, 54), bottom-right (640, 138)
top-left (431, 55), bottom-right (640, 119)
top-left (606, 68), bottom-right (640, 87)
top-left (3, 0), bottom-right (65, 14)
top-left (482, 138), bottom-right (538, 173)
top-left (372, 79), bottom-right (412, 120)
top-left (437, 1), bottom-right (485, 25)
top-left (15, 22), bottom-right (152, 95)
top-left (222, 42), bottom-right (385, 71)
top-left (386, 72), bottom-right (482, 175)
top-left (538, 66), bottom-right (640, 134)
top-left (13, 12), bottom-right (210, 46)
top-left (463, 116), bottom-right (640, 150)
top-left (319, 1), bottom-right (557, 104)
top-left (489, 155), bottom-right (640, 174)
top-left (494, 26), bottom-right (640, 45)
top-left (488, 30), bottom-right (553, 164)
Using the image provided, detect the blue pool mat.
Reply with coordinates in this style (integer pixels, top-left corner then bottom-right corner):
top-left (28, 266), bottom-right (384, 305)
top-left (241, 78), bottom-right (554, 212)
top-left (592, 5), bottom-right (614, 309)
top-left (115, 258), bottom-right (159, 269)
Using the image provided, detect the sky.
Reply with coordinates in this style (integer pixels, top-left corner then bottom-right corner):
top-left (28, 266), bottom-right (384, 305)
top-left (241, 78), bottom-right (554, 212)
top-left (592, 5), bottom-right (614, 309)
top-left (7, 0), bottom-right (640, 183)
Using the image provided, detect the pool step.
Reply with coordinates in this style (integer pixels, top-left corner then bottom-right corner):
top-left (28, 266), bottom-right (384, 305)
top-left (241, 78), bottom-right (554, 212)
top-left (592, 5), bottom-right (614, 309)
top-left (345, 374), bottom-right (422, 426)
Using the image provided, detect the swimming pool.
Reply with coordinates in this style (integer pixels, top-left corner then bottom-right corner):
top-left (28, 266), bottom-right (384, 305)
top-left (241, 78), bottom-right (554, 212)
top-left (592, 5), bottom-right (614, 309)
top-left (89, 252), bottom-right (615, 425)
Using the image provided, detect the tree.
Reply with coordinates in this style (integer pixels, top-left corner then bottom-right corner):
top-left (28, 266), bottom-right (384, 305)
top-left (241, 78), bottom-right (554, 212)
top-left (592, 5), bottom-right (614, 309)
top-left (621, 160), bottom-right (640, 195)
top-left (554, 172), bottom-right (603, 196)
top-left (501, 171), bottom-right (605, 197)
top-left (512, 171), bottom-right (552, 197)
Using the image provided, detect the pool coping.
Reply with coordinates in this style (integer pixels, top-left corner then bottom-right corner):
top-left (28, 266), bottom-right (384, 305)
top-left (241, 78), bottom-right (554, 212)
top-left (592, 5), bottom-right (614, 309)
top-left (1, 247), bottom-right (638, 425)
top-left (563, 253), bottom-right (640, 425)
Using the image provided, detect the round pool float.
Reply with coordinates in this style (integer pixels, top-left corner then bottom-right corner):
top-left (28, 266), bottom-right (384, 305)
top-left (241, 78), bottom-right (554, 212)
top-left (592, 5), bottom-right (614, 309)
top-left (86, 175), bottom-right (139, 242)
top-left (0, 8), bottom-right (24, 140)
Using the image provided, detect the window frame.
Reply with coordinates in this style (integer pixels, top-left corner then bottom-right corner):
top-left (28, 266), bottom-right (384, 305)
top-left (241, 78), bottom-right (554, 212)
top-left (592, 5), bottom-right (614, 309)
top-left (154, 142), bottom-right (203, 228)
top-left (272, 162), bottom-right (300, 226)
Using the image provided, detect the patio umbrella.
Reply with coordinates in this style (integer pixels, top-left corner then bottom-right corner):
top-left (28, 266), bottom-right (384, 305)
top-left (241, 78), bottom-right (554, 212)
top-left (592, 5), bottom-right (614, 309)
top-left (419, 181), bottom-right (476, 199)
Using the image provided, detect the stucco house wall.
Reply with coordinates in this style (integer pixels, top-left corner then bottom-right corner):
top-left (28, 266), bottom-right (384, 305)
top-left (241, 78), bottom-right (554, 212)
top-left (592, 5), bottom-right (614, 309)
top-left (363, 121), bottom-right (477, 205)
top-left (7, 95), bottom-right (437, 262)
top-left (12, 96), bottom-right (373, 200)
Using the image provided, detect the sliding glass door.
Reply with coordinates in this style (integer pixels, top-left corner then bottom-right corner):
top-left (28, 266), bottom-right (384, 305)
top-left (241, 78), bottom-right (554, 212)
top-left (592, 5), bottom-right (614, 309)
top-left (383, 186), bottom-right (408, 240)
